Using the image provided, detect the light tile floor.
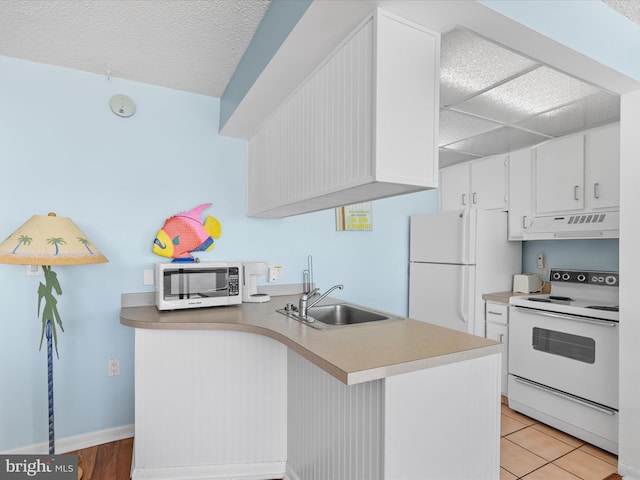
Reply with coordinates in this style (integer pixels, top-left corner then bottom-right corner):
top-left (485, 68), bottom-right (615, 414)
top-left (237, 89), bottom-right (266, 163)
top-left (501, 401), bottom-right (619, 480)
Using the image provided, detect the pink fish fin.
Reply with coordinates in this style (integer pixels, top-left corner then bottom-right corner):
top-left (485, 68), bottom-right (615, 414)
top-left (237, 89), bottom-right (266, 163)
top-left (203, 216), bottom-right (222, 239)
top-left (180, 203), bottom-right (212, 222)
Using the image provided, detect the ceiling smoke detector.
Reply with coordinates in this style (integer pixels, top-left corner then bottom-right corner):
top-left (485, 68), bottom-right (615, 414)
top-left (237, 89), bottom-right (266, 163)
top-left (109, 94), bottom-right (136, 118)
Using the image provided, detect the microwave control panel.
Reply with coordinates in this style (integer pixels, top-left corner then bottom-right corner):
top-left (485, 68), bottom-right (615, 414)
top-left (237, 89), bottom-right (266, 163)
top-left (229, 267), bottom-right (240, 296)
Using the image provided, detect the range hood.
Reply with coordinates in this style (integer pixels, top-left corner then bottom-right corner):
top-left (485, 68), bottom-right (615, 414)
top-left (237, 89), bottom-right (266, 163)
top-left (523, 211), bottom-right (619, 240)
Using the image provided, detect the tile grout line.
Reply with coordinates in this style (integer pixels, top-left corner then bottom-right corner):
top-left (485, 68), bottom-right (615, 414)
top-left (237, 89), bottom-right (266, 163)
top-left (501, 423), bottom-right (618, 480)
top-left (501, 435), bottom-right (547, 478)
top-left (519, 443), bottom-right (585, 480)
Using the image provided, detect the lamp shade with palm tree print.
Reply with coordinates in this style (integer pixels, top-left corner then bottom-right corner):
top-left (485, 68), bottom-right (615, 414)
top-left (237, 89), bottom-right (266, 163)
top-left (0, 212), bottom-right (107, 265)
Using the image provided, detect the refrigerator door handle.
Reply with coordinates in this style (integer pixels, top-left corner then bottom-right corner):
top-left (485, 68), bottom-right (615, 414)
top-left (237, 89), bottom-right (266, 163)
top-left (460, 210), bottom-right (468, 264)
top-left (460, 266), bottom-right (469, 323)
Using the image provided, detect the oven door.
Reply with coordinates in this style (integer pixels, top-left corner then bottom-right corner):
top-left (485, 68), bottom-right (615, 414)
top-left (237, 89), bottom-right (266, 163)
top-left (509, 306), bottom-right (618, 409)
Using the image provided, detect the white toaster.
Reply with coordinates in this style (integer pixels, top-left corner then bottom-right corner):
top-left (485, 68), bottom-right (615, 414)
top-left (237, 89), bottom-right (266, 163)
top-left (513, 273), bottom-right (543, 293)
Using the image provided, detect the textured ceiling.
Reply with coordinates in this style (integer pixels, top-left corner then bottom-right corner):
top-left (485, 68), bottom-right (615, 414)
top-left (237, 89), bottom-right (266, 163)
top-left (0, 0), bottom-right (270, 97)
top-left (603, 0), bottom-right (640, 25)
top-left (0, 0), bottom-right (635, 167)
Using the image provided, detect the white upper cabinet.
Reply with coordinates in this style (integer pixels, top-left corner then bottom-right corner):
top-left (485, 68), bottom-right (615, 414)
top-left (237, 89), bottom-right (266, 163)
top-left (247, 9), bottom-right (440, 218)
top-left (534, 133), bottom-right (585, 215)
top-left (472, 155), bottom-right (508, 211)
top-left (440, 162), bottom-right (470, 211)
top-left (440, 155), bottom-right (507, 211)
top-left (507, 148), bottom-right (533, 240)
top-left (585, 123), bottom-right (620, 211)
top-left (533, 124), bottom-right (619, 216)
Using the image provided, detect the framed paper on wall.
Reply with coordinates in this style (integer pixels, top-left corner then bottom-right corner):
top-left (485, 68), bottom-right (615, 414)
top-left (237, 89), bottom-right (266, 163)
top-left (335, 203), bottom-right (372, 231)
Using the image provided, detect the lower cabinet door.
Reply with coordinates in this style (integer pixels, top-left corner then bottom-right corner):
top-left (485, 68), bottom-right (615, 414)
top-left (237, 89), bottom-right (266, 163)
top-left (486, 321), bottom-right (508, 395)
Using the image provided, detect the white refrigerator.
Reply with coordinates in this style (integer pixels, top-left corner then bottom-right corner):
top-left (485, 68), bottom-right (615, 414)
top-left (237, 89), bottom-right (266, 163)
top-left (409, 209), bottom-right (521, 337)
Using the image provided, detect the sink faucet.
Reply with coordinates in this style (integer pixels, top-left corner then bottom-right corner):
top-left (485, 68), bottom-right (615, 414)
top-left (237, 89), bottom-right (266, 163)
top-left (298, 284), bottom-right (344, 321)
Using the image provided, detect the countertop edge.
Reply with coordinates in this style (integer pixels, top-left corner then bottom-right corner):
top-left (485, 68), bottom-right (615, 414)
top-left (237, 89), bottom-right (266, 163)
top-left (345, 343), bottom-right (503, 385)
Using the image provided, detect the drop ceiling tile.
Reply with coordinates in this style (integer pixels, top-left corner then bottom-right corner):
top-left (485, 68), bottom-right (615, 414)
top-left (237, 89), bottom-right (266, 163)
top-left (445, 127), bottom-right (551, 157)
top-left (514, 91), bottom-right (620, 137)
top-left (439, 109), bottom-right (502, 146)
top-left (439, 148), bottom-right (481, 168)
top-left (453, 66), bottom-right (600, 124)
top-left (440, 28), bottom-right (537, 106)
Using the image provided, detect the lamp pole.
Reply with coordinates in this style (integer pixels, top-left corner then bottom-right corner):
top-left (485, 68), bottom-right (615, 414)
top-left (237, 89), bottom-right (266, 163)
top-left (46, 319), bottom-right (55, 454)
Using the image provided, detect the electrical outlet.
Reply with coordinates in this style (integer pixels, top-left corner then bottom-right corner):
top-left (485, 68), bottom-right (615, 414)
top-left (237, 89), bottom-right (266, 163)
top-left (143, 269), bottom-right (154, 286)
top-left (108, 358), bottom-right (120, 377)
top-left (26, 265), bottom-right (43, 276)
top-left (537, 253), bottom-right (547, 276)
top-left (269, 265), bottom-right (282, 283)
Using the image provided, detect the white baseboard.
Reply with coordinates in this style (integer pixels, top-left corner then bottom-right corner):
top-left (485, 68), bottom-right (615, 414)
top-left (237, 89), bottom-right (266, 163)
top-left (1, 424), bottom-right (134, 454)
top-left (619, 460), bottom-right (640, 479)
top-left (131, 461), bottom-right (286, 480)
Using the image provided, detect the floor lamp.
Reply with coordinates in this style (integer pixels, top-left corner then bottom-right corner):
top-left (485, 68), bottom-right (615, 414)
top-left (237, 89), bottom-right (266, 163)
top-left (0, 213), bottom-right (107, 458)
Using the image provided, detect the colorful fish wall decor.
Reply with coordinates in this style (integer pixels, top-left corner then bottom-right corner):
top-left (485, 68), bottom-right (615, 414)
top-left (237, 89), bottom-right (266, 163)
top-left (152, 203), bottom-right (222, 260)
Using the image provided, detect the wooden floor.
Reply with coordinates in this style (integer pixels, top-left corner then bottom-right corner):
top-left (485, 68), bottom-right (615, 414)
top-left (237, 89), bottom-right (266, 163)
top-left (69, 437), bottom-right (133, 480)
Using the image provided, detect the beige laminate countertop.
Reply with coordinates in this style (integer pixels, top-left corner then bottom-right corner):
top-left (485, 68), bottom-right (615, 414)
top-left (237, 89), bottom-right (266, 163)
top-left (482, 286), bottom-right (551, 304)
top-left (482, 291), bottom-right (530, 304)
top-left (120, 295), bottom-right (501, 385)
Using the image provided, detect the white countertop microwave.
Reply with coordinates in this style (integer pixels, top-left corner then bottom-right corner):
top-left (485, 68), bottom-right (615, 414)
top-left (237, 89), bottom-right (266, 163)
top-left (155, 262), bottom-right (242, 310)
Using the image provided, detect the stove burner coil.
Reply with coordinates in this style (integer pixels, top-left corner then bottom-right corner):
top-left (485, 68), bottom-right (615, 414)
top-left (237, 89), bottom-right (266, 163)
top-left (527, 296), bottom-right (574, 303)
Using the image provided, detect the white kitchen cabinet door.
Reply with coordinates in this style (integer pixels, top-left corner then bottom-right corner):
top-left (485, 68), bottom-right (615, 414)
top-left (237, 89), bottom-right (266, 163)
top-left (534, 134), bottom-right (585, 215)
top-left (247, 9), bottom-right (439, 218)
top-left (585, 123), bottom-right (620, 211)
top-left (471, 154), bottom-right (508, 210)
top-left (440, 155), bottom-right (507, 211)
top-left (508, 148), bottom-right (533, 240)
top-left (440, 162), bottom-right (470, 211)
top-left (485, 302), bottom-right (509, 395)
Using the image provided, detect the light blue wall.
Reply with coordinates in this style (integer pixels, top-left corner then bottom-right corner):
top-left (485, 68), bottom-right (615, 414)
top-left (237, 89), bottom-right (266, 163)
top-left (0, 55), bottom-right (438, 451)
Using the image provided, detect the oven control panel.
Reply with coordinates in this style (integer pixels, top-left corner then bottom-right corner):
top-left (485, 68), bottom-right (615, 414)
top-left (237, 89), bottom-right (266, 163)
top-left (550, 269), bottom-right (619, 287)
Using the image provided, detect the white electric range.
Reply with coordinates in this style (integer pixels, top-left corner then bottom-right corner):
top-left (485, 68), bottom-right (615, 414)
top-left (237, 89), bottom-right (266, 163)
top-left (508, 268), bottom-right (619, 453)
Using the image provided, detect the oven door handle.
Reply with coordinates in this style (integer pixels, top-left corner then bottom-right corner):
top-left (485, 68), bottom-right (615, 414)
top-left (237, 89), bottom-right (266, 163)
top-left (513, 376), bottom-right (617, 416)
top-left (512, 307), bottom-right (618, 328)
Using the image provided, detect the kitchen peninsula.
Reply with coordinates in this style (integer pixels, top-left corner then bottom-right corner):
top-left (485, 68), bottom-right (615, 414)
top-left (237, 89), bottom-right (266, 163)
top-left (121, 294), bottom-right (502, 480)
